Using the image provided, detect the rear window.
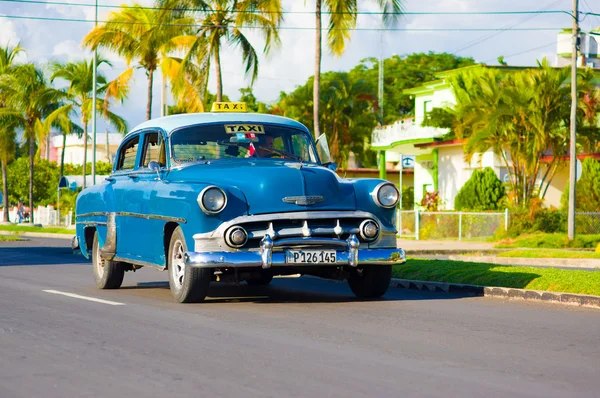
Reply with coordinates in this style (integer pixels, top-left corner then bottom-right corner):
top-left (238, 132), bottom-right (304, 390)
top-left (116, 136), bottom-right (139, 171)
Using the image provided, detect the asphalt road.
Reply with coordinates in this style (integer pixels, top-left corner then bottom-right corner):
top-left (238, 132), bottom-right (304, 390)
top-left (1, 238), bottom-right (600, 398)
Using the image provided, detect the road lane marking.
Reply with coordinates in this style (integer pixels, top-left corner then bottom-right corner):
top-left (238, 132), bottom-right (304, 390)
top-left (42, 290), bottom-right (126, 306)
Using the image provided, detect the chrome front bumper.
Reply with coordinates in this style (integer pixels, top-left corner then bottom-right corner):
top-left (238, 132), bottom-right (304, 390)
top-left (184, 234), bottom-right (406, 269)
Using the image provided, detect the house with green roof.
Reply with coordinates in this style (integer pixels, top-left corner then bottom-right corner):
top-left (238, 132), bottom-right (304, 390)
top-left (372, 43), bottom-right (600, 210)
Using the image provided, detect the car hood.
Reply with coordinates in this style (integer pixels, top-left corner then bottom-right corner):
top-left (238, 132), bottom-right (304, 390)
top-left (169, 160), bottom-right (356, 214)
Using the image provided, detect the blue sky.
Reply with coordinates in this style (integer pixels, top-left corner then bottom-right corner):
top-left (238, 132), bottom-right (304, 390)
top-left (1, 0), bottom-right (599, 132)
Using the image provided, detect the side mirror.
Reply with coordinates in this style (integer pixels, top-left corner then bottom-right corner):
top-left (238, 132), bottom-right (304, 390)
top-left (325, 162), bottom-right (337, 172)
top-left (148, 161), bottom-right (162, 180)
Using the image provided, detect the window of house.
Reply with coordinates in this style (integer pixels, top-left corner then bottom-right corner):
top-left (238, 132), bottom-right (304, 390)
top-left (424, 100), bottom-right (433, 116)
top-left (141, 132), bottom-right (166, 168)
top-left (116, 136), bottom-right (139, 171)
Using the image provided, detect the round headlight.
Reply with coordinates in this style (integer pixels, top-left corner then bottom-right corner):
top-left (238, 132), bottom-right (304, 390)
top-left (360, 220), bottom-right (379, 241)
top-left (373, 183), bottom-right (399, 208)
top-left (198, 186), bottom-right (227, 214)
top-left (226, 226), bottom-right (248, 248)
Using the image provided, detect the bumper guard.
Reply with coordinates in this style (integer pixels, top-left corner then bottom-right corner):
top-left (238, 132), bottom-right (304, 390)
top-left (184, 234), bottom-right (406, 269)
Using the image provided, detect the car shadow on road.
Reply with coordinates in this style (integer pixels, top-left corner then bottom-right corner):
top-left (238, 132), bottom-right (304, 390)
top-left (0, 246), bottom-right (86, 266)
top-left (121, 278), bottom-right (479, 304)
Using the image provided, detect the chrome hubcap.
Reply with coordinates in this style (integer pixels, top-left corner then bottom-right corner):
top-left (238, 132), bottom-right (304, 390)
top-left (95, 240), bottom-right (105, 278)
top-left (171, 240), bottom-right (185, 289)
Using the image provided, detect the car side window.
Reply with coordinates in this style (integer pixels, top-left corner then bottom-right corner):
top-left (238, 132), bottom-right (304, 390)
top-left (116, 136), bottom-right (140, 171)
top-left (141, 132), bottom-right (166, 168)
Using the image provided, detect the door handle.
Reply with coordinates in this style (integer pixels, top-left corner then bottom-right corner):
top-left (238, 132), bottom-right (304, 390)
top-left (105, 177), bottom-right (115, 182)
top-left (128, 174), bottom-right (139, 180)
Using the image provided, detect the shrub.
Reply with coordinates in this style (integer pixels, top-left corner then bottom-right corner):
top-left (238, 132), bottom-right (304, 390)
top-left (7, 157), bottom-right (60, 206)
top-left (455, 167), bottom-right (506, 211)
top-left (401, 186), bottom-right (414, 210)
top-left (420, 190), bottom-right (442, 211)
top-left (560, 158), bottom-right (600, 211)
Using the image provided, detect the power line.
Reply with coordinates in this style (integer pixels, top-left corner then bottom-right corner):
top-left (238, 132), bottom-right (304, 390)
top-left (451, 0), bottom-right (564, 55)
top-left (0, 14), bottom-right (569, 31)
top-left (481, 40), bottom-right (557, 63)
top-left (0, 0), bottom-right (577, 16)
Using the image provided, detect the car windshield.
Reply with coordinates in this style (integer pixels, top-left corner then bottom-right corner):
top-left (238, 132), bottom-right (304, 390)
top-left (170, 123), bottom-right (318, 164)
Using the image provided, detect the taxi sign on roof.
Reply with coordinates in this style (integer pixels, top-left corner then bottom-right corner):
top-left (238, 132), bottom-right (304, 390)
top-left (211, 102), bottom-right (247, 112)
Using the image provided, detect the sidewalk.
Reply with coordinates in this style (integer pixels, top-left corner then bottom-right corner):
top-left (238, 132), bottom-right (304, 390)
top-left (397, 239), bottom-right (600, 270)
top-left (397, 239), bottom-right (496, 254)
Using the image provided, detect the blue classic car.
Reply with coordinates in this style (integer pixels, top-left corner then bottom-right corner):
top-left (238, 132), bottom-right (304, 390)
top-left (74, 102), bottom-right (406, 303)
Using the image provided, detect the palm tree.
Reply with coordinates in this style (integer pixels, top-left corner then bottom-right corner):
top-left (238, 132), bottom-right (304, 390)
top-left (0, 44), bottom-right (23, 222)
top-left (83, 4), bottom-right (193, 120)
top-left (0, 64), bottom-right (67, 223)
top-left (312, 0), bottom-right (403, 138)
top-left (51, 59), bottom-right (128, 188)
top-left (163, 0), bottom-right (282, 103)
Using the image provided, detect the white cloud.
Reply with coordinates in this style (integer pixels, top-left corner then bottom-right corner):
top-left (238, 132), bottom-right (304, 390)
top-left (0, 20), bottom-right (20, 48)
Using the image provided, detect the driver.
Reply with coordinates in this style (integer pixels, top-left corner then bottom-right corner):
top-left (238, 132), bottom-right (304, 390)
top-left (254, 135), bottom-right (278, 158)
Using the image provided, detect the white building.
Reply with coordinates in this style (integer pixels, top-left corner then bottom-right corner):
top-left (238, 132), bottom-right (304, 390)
top-left (372, 36), bottom-right (600, 209)
top-left (51, 132), bottom-right (124, 165)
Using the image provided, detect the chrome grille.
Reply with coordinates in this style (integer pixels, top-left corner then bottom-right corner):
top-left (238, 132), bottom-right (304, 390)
top-left (227, 217), bottom-right (373, 248)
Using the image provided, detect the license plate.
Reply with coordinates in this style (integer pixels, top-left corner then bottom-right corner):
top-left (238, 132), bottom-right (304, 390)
top-left (285, 250), bottom-right (337, 264)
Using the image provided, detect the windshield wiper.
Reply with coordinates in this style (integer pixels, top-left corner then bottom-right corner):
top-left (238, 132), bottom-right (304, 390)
top-left (256, 146), bottom-right (302, 161)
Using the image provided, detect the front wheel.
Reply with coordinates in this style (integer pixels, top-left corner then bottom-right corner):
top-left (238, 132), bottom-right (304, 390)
top-left (92, 231), bottom-right (124, 289)
top-left (347, 265), bottom-right (392, 299)
top-left (168, 226), bottom-right (212, 303)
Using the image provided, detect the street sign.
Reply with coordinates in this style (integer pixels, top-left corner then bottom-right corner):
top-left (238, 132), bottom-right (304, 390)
top-left (58, 176), bottom-right (69, 189)
top-left (401, 155), bottom-right (415, 169)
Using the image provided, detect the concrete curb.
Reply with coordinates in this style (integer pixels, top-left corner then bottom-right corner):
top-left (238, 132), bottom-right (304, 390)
top-left (390, 278), bottom-right (600, 309)
top-left (0, 231), bottom-right (73, 240)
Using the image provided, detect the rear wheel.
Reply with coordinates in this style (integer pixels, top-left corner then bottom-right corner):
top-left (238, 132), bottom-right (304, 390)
top-left (168, 226), bottom-right (212, 303)
top-left (347, 265), bottom-right (392, 299)
top-left (92, 231), bottom-right (124, 289)
top-left (246, 273), bottom-right (273, 286)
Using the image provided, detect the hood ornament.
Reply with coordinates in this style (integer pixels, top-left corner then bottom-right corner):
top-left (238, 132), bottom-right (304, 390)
top-left (282, 196), bottom-right (325, 206)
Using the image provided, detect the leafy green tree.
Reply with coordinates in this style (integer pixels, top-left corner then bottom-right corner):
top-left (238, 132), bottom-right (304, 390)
top-left (312, 0), bottom-right (403, 138)
top-left (51, 58), bottom-right (128, 188)
top-left (164, 0), bottom-right (283, 103)
top-left (349, 52), bottom-right (475, 124)
top-left (84, 4), bottom-right (192, 119)
top-left (277, 71), bottom-right (376, 167)
top-left (0, 43), bottom-right (23, 221)
top-left (7, 157), bottom-right (60, 207)
top-left (239, 87), bottom-right (269, 113)
top-left (561, 158), bottom-right (600, 211)
top-left (449, 60), bottom-right (599, 207)
top-left (454, 167), bottom-right (506, 211)
top-left (0, 64), bottom-right (69, 223)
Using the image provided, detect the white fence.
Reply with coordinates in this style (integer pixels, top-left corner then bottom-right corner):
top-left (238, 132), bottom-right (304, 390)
top-left (397, 210), bottom-right (508, 240)
top-left (397, 210), bottom-right (600, 240)
top-left (0, 205), bottom-right (73, 227)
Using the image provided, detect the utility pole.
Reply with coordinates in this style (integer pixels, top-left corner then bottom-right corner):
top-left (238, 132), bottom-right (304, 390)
top-left (567, 0), bottom-right (579, 240)
top-left (91, 0), bottom-right (98, 186)
top-left (377, 29), bottom-right (386, 180)
top-left (161, 73), bottom-right (168, 117)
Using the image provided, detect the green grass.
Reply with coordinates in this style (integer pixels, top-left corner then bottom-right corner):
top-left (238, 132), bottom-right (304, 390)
top-left (0, 225), bottom-right (74, 235)
top-left (495, 233), bottom-right (600, 249)
top-left (497, 249), bottom-right (600, 259)
top-left (0, 235), bottom-right (22, 242)
top-left (392, 258), bottom-right (600, 296)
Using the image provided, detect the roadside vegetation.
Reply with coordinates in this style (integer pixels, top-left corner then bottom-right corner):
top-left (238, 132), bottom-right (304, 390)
top-left (0, 235), bottom-right (22, 242)
top-left (392, 259), bottom-right (600, 296)
top-left (0, 225), bottom-right (74, 235)
top-left (497, 249), bottom-right (600, 259)
top-left (495, 233), bottom-right (600, 249)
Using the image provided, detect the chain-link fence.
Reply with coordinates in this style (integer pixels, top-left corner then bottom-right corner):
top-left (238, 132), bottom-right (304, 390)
top-left (574, 212), bottom-right (600, 235)
top-left (396, 209), bottom-right (600, 240)
top-left (397, 209), bottom-right (507, 240)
